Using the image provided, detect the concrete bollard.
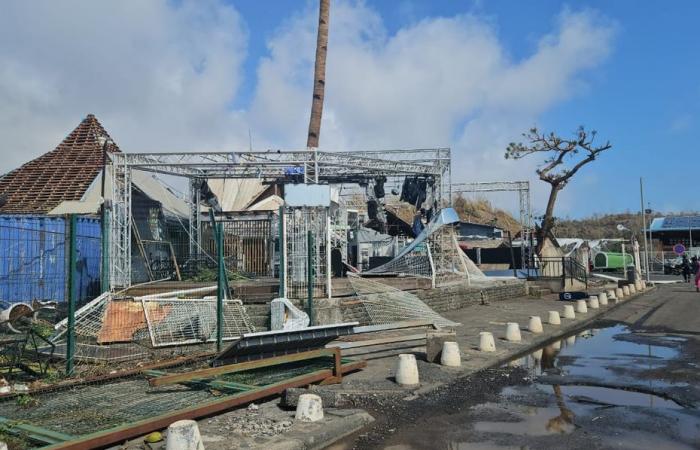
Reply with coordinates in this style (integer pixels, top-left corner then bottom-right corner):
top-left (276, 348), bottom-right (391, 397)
top-left (547, 311), bottom-right (561, 325)
top-left (616, 287), bottom-right (625, 300)
top-left (629, 284), bottom-right (637, 294)
top-left (563, 304), bottom-right (576, 319)
top-left (295, 394), bottom-right (324, 422)
top-left (528, 316), bottom-right (544, 334)
top-left (607, 289), bottom-right (617, 300)
top-left (641, 281), bottom-right (647, 290)
top-left (550, 340), bottom-right (561, 350)
top-left (634, 281), bottom-right (643, 292)
top-left (623, 285), bottom-right (631, 296)
top-left (576, 299), bottom-right (588, 314)
top-left (440, 341), bottom-right (462, 367)
top-left (479, 332), bottom-right (496, 352)
top-left (166, 420), bottom-right (204, 450)
top-left (505, 322), bottom-right (521, 342)
top-left (598, 292), bottom-right (608, 306)
top-left (588, 296), bottom-right (600, 309)
top-left (0, 442), bottom-right (7, 450)
top-left (395, 354), bottom-right (420, 386)
top-left (531, 348), bottom-right (543, 361)
top-left (566, 335), bottom-right (576, 346)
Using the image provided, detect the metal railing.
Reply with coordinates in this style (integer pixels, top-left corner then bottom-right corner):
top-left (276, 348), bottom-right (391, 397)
top-left (531, 256), bottom-right (588, 289)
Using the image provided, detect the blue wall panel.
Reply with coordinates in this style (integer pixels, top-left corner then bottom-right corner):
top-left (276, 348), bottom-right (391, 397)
top-left (0, 215), bottom-right (101, 305)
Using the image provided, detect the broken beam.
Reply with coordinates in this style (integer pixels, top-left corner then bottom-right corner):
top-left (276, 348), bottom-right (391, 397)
top-left (44, 358), bottom-right (365, 450)
top-left (0, 417), bottom-right (75, 445)
top-left (148, 348), bottom-right (339, 387)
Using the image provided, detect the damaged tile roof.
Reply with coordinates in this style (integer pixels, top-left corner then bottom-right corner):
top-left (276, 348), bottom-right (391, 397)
top-left (0, 114), bottom-right (120, 214)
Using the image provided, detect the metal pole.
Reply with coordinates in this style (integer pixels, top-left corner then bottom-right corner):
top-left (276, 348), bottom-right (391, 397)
top-left (649, 214), bottom-right (654, 272)
top-left (307, 230), bottom-right (316, 326)
top-left (278, 206), bottom-right (286, 298)
top-left (66, 214), bottom-right (78, 376)
top-left (326, 211), bottom-right (332, 299)
top-left (101, 208), bottom-right (110, 292)
top-left (622, 242), bottom-right (627, 282)
top-left (507, 230), bottom-right (517, 278)
top-left (640, 178), bottom-right (650, 282)
top-left (689, 216), bottom-right (694, 254)
top-left (216, 223), bottom-right (224, 352)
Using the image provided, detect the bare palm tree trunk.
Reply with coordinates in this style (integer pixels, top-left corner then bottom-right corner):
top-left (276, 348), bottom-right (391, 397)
top-left (306, 0), bottom-right (330, 149)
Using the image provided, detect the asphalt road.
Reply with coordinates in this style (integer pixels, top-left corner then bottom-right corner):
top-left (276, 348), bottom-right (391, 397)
top-left (332, 283), bottom-right (700, 450)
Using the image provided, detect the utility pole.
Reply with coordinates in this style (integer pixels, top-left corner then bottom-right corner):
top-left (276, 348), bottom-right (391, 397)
top-left (689, 216), bottom-right (694, 254)
top-left (640, 178), bottom-right (650, 282)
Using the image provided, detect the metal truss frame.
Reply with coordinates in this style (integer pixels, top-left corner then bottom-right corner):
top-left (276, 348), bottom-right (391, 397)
top-left (451, 181), bottom-right (533, 269)
top-left (109, 153), bottom-right (132, 288)
top-left (106, 149), bottom-right (449, 288)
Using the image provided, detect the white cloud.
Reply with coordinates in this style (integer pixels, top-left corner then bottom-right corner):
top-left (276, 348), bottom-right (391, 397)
top-left (248, 3), bottom-right (616, 213)
top-left (0, 0), bottom-right (248, 172)
top-left (0, 1), bottom-right (616, 218)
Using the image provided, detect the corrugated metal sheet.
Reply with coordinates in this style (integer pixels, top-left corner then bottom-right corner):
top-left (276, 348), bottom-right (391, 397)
top-left (0, 215), bottom-right (101, 304)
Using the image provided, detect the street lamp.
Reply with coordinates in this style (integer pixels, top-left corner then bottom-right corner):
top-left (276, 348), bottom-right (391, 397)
top-left (617, 224), bottom-right (630, 281)
top-left (639, 178), bottom-right (650, 282)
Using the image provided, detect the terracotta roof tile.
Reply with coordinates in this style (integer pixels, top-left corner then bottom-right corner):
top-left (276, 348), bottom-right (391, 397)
top-left (0, 114), bottom-right (121, 214)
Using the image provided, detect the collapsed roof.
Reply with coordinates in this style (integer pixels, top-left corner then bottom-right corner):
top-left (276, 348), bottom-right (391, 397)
top-left (0, 114), bottom-right (188, 217)
top-left (0, 114), bottom-right (120, 214)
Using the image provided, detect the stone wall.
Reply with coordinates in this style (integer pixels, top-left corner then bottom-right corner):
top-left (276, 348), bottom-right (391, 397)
top-left (415, 280), bottom-right (527, 313)
top-left (245, 280), bottom-right (528, 329)
top-left (338, 279), bottom-right (527, 325)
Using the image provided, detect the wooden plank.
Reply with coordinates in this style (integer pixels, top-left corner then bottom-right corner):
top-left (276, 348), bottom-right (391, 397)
top-left (45, 360), bottom-right (365, 450)
top-left (351, 320), bottom-right (436, 334)
top-left (331, 334), bottom-right (426, 350)
top-left (148, 348), bottom-right (335, 387)
top-left (0, 352), bottom-right (213, 400)
top-left (169, 241), bottom-right (182, 281)
top-left (45, 369), bottom-right (334, 450)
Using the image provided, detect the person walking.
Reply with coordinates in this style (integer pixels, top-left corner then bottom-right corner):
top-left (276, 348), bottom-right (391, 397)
top-left (692, 256), bottom-right (700, 293)
top-left (681, 254), bottom-right (691, 283)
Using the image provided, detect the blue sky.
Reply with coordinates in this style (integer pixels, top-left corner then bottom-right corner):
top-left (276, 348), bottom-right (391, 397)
top-left (0, 0), bottom-right (698, 219)
top-left (233, 0), bottom-right (700, 217)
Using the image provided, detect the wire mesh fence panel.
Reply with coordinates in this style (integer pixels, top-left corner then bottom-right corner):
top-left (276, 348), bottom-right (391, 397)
top-left (640, 249), bottom-right (700, 273)
top-left (347, 275), bottom-right (459, 328)
top-left (362, 222), bottom-right (485, 286)
top-left (200, 214), bottom-right (273, 278)
top-left (284, 207), bottom-right (329, 299)
top-left (0, 215), bottom-right (102, 307)
top-left (142, 298), bottom-right (255, 347)
top-left (0, 215), bottom-right (106, 382)
top-left (428, 225), bottom-right (486, 286)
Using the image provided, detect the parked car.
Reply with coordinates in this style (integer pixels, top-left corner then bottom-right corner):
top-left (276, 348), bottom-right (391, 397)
top-left (663, 257), bottom-right (683, 275)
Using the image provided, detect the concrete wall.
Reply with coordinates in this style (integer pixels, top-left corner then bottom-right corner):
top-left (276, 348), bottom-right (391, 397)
top-left (339, 279), bottom-right (527, 324)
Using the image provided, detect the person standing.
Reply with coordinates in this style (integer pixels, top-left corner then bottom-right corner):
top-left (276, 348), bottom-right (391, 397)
top-left (692, 256), bottom-right (700, 293)
top-left (681, 254), bottom-right (691, 283)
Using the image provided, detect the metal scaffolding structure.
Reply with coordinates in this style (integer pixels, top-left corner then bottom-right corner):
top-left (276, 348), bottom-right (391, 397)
top-left (107, 149), bottom-right (449, 288)
top-left (451, 181), bottom-right (533, 269)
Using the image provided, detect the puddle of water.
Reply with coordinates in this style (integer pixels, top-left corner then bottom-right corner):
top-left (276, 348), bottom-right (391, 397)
top-left (512, 324), bottom-right (683, 384)
top-left (473, 404), bottom-right (576, 436)
top-left (539, 384), bottom-right (683, 409)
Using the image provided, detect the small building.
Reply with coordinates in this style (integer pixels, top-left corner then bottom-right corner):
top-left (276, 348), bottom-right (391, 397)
top-left (457, 221), bottom-right (503, 240)
top-left (0, 114), bottom-right (188, 304)
top-left (647, 216), bottom-right (700, 250)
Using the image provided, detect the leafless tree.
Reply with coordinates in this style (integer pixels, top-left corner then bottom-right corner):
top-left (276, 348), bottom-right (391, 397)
top-left (306, 0), bottom-right (330, 149)
top-left (505, 126), bottom-right (612, 253)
